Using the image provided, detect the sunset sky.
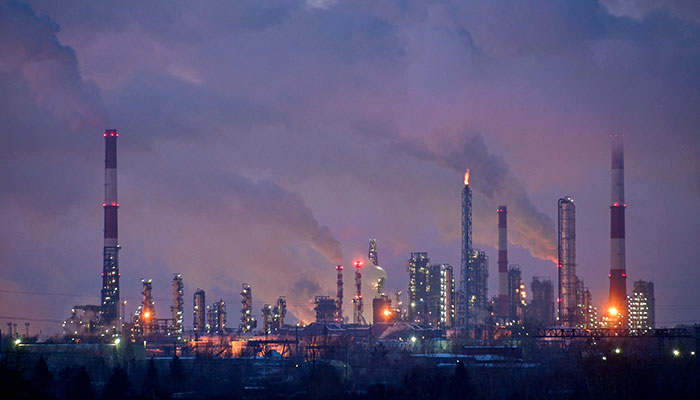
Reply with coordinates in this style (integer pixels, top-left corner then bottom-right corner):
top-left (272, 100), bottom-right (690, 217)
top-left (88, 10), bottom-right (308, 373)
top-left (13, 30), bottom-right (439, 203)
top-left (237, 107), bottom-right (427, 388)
top-left (1, 0), bottom-right (699, 332)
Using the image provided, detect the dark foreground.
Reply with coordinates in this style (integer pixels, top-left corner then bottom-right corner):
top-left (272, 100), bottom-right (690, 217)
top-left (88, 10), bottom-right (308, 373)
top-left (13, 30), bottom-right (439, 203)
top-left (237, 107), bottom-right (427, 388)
top-left (2, 351), bottom-right (699, 400)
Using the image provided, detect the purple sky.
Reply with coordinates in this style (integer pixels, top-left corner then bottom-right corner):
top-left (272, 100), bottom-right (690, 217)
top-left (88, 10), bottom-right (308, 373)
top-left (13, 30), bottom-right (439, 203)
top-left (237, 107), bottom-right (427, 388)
top-left (1, 0), bottom-right (699, 333)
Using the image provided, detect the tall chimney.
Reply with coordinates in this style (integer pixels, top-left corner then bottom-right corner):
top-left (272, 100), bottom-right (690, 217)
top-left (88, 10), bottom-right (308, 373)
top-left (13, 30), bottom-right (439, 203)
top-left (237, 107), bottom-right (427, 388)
top-left (461, 170), bottom-right (472, 329)
top-left (558, 197), bottom-right (577, 327)
top-left (336, 265), bottom-right (344, 322)
top-left (101, 129), bottom-right (120, 324)
top-left (609, 135), bottom-right (627, 325)
top-left (498, 206), bottom-right (508, 318)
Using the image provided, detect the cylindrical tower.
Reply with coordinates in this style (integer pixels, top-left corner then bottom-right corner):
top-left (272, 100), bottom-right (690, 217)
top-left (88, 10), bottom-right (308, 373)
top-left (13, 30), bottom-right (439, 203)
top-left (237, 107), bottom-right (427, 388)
top-left (336, 265), bottom-right (344, 322)
top-left (461, 170), bottom-right (472, 329)
top-left (101, 129), bottom-right (120, 324)
top-left (609, 135), bottom-right (627, 325)
top-left (558, 197), bottom-right (577, 327)
top-left (497, 206), bottom-right (508, 318)
top-left (353, 260), bottom-right (365, 324)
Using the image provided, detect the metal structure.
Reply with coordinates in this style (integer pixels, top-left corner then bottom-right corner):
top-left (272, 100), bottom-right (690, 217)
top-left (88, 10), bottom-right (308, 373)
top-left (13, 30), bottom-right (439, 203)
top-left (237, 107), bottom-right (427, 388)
top-left (460, 170), bottom-right (472, 329)
top-left (369, 238), bottom-right (379, 266)
top-left (208, 299), bottom-right (226, 334)
top-left (407, 253), bottom-right (429, 324)
top-left (171, 274), bottom-right (183, 337)
top-left (134, 279), bottom-right (155, 336)
top-left (535, 327), bottom-right (693, 339)
top-left (468, 250), bottom-right (489, 327)
top-left (240, 283), bottom-right (256, 333)
top-left (629, 280), bottom-right (655, 331)
top-left (314, 296), bottom-right (337, 323)
top-left (273, 297), bottom-right (286, 331)
top-left (582, 287), bottom-right (598, 329)
top-left (335, 265), bottom-right (344, 322)
top-left (427, 264), bottom-right (455, 328)
top-left (497, 206), bottom-right (509, 319)
top-left (353, 261), bottom-right (366, 324)
top-left (528, 277), bottom-right (555, 328)
top-left (261, 304), bottom-right (273, 335)
top-left (507, 265), bottom-right (526, 325)
top-left (558, 197), bottom-right (577, 327)
top-left (193, 289), bottom-right (206, 337)
top-left (101, 129), bottom-right (121, 325)
top-left (372, 295), bottom-right (393, 323)
top-left (609, 134), bottom-right (628, 327)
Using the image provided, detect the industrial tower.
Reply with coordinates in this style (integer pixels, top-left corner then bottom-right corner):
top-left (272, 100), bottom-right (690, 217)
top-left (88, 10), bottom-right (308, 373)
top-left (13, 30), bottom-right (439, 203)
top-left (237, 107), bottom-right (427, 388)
top-left (101, 129), bottom-right (121, 324)
top-left (461, 170), bottom-right (472, 329)
top-left (353, 260), bottom-right (366, 324)
top-left (240, 283), bottom-right (256, 333)
top-left (497, 206), bottom-right (509, 320)
top-left (171, 274), bottom-right (184, 337)
top-left (608, 135), bottom-right (628, 327)
top-left (336, 265), bottom-right (344, 322)
top-left (558, 197), bottom-right (578, 327)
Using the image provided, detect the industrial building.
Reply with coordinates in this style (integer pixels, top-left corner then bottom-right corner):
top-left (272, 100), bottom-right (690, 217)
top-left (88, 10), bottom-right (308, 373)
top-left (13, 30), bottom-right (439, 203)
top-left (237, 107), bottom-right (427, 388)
top-left (507, 266), bottom-right (526, 325)
top-left (426, 263), bottom-right (455, 328)
top-left (372, 295), bottom-right (393, 323)
top-left (193, 289), bottom-right (206, 337)
top-left (208, 299), bottom-right (227, 334)
top-left (407, 252), bottom-right (429, 323)
top-left (527, 277), bottom-right (554, 328)
top-left (608, 135), bottom-right (628, 327)
top-left (629, 280), bottom-right (655, 331)
top-left (171, 274), bottom-right (184, 337)
top-left (314, 296), bottom-right (337, 323)
top-left (240, 283), bottom-right (256, 333)
top-left (582, 287), bottom-right (598, 329)
top-left (134, 279), bottom-right (156, 336)
top-left (558, 196), bottom-right (578, 327)
top-left (467, 250), bottom-right (489, 327)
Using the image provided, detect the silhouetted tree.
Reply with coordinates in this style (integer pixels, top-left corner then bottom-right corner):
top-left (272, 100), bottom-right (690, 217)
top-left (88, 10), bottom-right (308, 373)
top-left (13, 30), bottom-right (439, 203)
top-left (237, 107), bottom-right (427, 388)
top-left (30, 356), bottom-right (54, 398)
top-left (103, 364), bottom-right (132, 400)
top-left (139, 358), bottom-right (159, 400)
top-left (168, 355), bottom-right (186, 393)
top-left (63, 366), bottom-right (95, 400)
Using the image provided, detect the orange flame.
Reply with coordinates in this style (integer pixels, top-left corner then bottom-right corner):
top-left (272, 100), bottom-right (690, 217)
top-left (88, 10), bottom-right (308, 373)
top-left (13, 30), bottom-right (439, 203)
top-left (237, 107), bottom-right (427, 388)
top-left (464, 169), bottom-right (470, 186)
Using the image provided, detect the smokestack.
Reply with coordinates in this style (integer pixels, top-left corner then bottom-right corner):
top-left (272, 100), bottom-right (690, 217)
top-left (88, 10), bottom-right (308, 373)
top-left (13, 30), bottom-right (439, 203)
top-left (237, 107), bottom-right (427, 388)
top-left (498, 206), bottom-right (508, 318)
top-left (557, 197), bottom-right (576, 327)
top-left (461, 170), bottom-right (472, 329)
top-left (336, 265), bottom-right (344, 322)
top-left (353, 260), bottom-right (365, 324)
top-left (609, 135), bottom-right (627, 325)
top-left (101, 129), bottom-right (120, 324)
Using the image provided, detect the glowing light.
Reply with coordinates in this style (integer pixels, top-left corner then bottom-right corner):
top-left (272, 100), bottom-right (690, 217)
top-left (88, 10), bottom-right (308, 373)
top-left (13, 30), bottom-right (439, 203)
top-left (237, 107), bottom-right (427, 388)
top-left (673, 349), bottom-right (680, 357)
top-left (143, 311), bottom-right (151, 319)
top-left (608, 307), bottom-right (618, 316)
top-left (614, 348), bottom-right (621, 354)
top-left (114, 338), bottom-right (121, 345)
top-left (14, 338), bottom-right (21, 345)
top-left (464, 169), bottom-right (470, 185)
top-left (354, 260), bottom-right (364, 268)
top-left (383, 309), bottom-right (392, 317)
top-left (410, 336), bottom-right (417, 343)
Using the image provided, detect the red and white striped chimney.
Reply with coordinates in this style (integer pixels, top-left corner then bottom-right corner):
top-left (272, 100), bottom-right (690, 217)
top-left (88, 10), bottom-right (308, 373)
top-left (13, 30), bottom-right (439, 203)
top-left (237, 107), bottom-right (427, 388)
top-left (608, 135), bottom-right (627, 323)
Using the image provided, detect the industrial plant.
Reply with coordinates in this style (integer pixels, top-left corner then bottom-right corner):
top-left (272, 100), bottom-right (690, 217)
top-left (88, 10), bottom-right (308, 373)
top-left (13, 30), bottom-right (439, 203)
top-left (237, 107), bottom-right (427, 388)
top-left (2, 130), bottom-right (698, 399)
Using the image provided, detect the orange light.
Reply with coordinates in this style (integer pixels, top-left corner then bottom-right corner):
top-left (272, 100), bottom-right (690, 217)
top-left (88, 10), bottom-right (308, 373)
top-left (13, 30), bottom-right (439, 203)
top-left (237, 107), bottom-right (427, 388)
top-left (383, 309), bottom-right (392, 317)
top-left (608, 307), bottom-right (618, 316)
top-left (143, 311), bottom-right (151, 319)
top-left (464, 169), bottom-right (470, 186)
